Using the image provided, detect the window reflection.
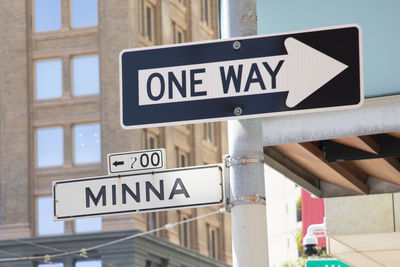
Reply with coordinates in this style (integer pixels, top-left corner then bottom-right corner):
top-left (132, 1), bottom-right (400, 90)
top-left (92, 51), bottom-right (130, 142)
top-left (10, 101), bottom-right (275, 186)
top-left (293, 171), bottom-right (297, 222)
top-left (75, 217), bottom-right (102, 233)
top-left (37, 127), bottom-right (63, 168)
top-left (75, 260), bottom-right (102, 267)
top-left (71, 0), bottom-right (98, 28)
top-left (72, 55), bottom-right (99, 96)
top-left (35, 59), bottom-right (62, 100)
top-left (73, 124), bottom-right (101, 165)
top-left (34, 0), bottom-right (61, 32)
top-left (38, 263), bottom-right (63, 267)
top-left (37, 197), bottom-right (64, 236)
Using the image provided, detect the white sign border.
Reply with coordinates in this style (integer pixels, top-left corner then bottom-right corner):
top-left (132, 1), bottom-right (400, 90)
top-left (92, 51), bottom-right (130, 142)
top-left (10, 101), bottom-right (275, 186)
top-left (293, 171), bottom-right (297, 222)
top-left (53, 164), bottom-right (224, 221)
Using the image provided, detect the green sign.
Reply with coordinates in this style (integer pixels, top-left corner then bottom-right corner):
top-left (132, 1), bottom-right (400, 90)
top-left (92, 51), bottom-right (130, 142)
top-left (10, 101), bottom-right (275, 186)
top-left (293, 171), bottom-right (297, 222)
top-left (306, 259), bottom-right (351, 267)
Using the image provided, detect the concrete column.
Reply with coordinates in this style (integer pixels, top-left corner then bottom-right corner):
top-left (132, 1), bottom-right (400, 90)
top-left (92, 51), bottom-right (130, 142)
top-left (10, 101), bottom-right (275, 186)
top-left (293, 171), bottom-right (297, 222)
top-left (0, 0), bottom-right (31, 238)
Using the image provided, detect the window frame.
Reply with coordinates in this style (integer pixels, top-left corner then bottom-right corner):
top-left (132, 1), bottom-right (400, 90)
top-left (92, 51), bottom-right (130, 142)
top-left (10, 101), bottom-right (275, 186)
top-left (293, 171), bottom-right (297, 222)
top-left (33, 0), bottom-right (61, 33)
top-left (204, 122), bottom-right (215, 144)
top-left (75, 259), bottom-right (102, 267)
top-left (74, 217), bottom-right (102, 233)
top-left (72, 123), bottom-right (101, 166)
top-left (71, 54), bottom-right (100, 97)
top-left (178, 211), bottom-right (191, 248)
top-left (70, 0), bottom-right (99, 29)
top-left (36, 126), bottom-right (64, 169)
top-left (176, 147), bottom-right (189, 168)
top-left (145, 130), bottom-right (159, 149)
top-left (207, 224), bottom-right (220, 259)
top-left (37, 196), bottom-right (65, 236)
top-left (173, 22), bottom-right (186, 44)
top-left (37, 263), bottom-right (64, 267)
top-left (147, 212), bottom-right (159, 236)
top-left (139, 0), bottom-right (158, 44)
top-left (200, 0), bottom-right (211, 27)
top-left (34, 58), bottom-right (63, 101)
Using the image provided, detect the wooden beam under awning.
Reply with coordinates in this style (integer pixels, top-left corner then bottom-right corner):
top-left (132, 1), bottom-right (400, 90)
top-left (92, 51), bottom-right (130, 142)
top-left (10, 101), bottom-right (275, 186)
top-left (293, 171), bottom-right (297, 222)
top-left (351, 158), bottom-right (400, 185)
top-left (274, 142), bottom-right (370, 194)
top-left (331, 136), bottom-right (380, 154)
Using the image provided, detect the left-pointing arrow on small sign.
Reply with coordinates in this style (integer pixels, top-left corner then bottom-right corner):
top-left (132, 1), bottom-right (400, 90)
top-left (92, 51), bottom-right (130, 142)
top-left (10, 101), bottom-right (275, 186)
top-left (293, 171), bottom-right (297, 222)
top-left (113, 160), bottom-right (124, 167)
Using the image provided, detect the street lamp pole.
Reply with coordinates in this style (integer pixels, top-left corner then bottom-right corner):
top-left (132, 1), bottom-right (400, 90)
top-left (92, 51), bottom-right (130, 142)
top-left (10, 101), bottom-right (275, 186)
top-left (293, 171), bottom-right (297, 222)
top-left (220, 0), bottom-right (269, 266)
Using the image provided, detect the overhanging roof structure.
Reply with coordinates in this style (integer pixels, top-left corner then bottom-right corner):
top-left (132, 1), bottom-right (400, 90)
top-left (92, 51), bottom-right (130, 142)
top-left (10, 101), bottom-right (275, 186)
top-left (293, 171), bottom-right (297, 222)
top-left (262, 94), bottom-right (400, 197)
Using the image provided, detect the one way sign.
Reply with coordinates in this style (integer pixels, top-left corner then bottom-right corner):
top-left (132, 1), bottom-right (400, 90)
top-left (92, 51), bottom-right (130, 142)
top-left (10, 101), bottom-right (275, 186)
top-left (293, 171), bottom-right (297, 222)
top-left (120, 25), bottom-right (363, 129)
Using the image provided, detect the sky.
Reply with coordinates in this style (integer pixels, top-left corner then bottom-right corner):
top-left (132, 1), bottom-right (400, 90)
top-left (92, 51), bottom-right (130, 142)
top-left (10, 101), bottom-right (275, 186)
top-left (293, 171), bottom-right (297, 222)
top-left (257, 0), bottom-right (400, 98)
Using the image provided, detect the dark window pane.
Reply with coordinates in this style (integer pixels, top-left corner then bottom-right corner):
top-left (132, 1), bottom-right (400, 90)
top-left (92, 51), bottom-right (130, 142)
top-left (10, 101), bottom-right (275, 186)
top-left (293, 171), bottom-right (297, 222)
top-left (183, 218), bottom-right (188, 247)
top-left (211, 229), bottom-right (216, 258)
top-left (146, 6), bottom-right (152, 41)
top-left (149, 137), bottom-right (155, 149)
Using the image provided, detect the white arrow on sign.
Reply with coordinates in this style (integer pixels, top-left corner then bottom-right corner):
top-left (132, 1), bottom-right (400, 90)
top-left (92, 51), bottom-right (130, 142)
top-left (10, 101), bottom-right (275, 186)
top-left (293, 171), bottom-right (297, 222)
top-left (138, 37), bottom-right (348, 108)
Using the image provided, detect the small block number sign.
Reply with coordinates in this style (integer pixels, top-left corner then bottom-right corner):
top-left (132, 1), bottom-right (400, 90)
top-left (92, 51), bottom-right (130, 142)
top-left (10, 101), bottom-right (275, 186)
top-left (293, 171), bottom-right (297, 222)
top-left (107, 149), bottom-right (165, 175)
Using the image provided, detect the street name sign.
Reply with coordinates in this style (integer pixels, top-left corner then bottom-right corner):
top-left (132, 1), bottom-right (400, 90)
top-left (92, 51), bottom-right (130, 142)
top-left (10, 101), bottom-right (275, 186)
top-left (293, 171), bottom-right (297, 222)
top-left (107, 149), bottom-right (165, 175)
top-left (306, 259), bottom-right (351, 267)
top-left (120, 25), bottom-right (363, 129)
top-left (53, 165), bottom-right (223, 220)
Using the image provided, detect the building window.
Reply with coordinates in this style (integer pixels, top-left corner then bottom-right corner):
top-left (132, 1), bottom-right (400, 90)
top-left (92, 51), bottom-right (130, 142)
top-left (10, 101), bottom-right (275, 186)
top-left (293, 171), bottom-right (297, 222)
top-left (146, 131), bottom-right (159, 149)
top-left (148, 212), bottom-right (158, 236)
top-left (152, 212), bottom-right (157, 231)
top-left (73, 123), bottom-right (101, 165)
top-left (182, 218), bottom-right (188, 247)
top-left (145, 258), bottom-right (168, 267)
top-left (296, 196), bottom-right (302, 222)
top-left (75, 217), bottom-right (102, 233)
top-left (178, 213), bottom-right (191, 248)
top-left (204, 122), bottom-right (214, 144)
top-left (180, 153), bottom-right (187, 167)
top-left (149, 136), bottom-right (156, 149)
top-left (35, 59), bottom-right (62, 100)
top-left (146, 6), bottom-right (153, 41)
top-left (75, 260), bottom-right (102, 267)
top-left (173, 23), bottom-right (185, 44)
top-left (72, 55), bottom-right (100, 96)
top-left (200, 0), bottom-right (211, 27)
top-left (34, 0), bottom-right (61, 32)
top-left (71, 0), bottom-right (98, 28)
top-left (176, 148), bottom-right (188, 167)
top-left (38, 263), bottom-right (63, 267)
top-left (140, 0), bottom-right (157, 43)
top-left (36, 127), bottom-right (63, 168)
top-left (37, 197), bottom-right (64, 236)
top-left (177, 31), bottom-right (183, 43)
top-left (207, 225), bottom-right (219, 259)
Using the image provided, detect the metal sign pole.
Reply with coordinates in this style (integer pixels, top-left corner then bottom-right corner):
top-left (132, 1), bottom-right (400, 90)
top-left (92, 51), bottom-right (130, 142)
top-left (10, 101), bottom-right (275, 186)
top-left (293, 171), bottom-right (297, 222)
top-left (220, 0), bottom-right (269, 266)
